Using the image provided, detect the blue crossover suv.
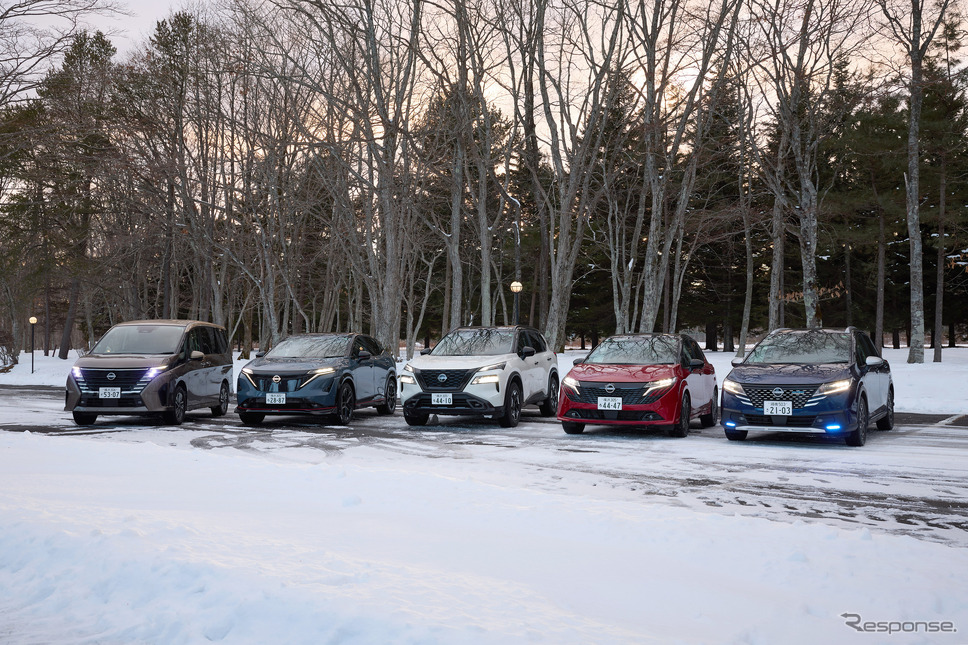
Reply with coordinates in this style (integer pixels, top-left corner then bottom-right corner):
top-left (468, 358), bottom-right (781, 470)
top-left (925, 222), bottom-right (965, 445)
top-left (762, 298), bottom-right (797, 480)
top-left (721, 328), bottom-right (894, 446)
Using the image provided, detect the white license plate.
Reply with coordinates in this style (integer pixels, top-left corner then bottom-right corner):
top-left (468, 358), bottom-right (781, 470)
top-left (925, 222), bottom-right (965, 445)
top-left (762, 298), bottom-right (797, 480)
top-left (432, 393), bottom-right (452, 405)
top-left (266, 393), bottom-right (286, 405)
top-left (98, 387), bottom-right (121, 399)
top-left (597, 396), bottom-right (623, 411)
top-left (763, 400), bottom-right (793, 415)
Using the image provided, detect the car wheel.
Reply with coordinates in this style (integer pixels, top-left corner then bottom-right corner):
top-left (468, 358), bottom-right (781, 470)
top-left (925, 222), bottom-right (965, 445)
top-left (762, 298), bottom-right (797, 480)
top-left (72, 411), bottom-right (97, 426)
top-left (846, 395), bottom-right (869, 447)
top-left (239, 411), bottom-right (265, 426)
top-left (666, 392), bottom-right (690, 438)
top-left (334, 381), bottom-right (355, 425)
top-left (538, 375), bottom-right (559, 417)
top-left (561, 421), bottom-right (585, 434)
top-left (876, 388), bottom-right (894, 431)
top-left (498, 380), bottom-right (523, 428)
top-left (376, 376), bottom-right (397, 415)
top-left (211, 382), bottom-right (229, 417)
top-left (163, 386), bottom-right (187, 426)
top-left (403, 409), bottom-right (429, 426)
top-left (700, 387), bottom-right (718, 427)
top-left (725, 429), bottom-right (748, 441)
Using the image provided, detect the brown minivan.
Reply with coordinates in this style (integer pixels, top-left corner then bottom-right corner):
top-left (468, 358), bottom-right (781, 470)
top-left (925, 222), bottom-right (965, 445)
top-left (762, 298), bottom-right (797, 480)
top-left (65, 320), bottom-right (233, 426)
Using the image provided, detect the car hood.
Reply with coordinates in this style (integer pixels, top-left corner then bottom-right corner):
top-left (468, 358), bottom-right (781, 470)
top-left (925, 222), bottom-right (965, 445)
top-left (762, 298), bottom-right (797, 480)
top-left (243, 356), bottom-right (345, 375)
top-left (568, 363), bottom-right (677, 383)
top-left (72, 354), bottom-right (174, 370)
top-left (727, 363), bottom-right (851, 385)
top-left (407, 353), bottom-right (516, 371)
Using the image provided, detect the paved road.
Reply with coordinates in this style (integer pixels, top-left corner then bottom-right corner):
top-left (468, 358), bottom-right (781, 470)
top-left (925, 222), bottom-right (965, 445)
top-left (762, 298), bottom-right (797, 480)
top-left (3, 385), bottom-right (967, 546)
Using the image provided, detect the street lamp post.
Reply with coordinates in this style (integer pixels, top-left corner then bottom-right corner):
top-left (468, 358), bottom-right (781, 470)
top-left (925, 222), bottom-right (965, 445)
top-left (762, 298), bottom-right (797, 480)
top-left (28, 316), bottom-right (37, 374)
top-left (510, 281), bottom-right (523, 325)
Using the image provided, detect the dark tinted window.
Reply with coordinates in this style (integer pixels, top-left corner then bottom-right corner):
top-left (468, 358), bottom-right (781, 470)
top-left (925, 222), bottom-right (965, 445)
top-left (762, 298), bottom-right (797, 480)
top-left (267, 335), bottom-right (352, 358)
top-left (527, 330), bottom-right (547, 353)
top-left (747, 331), bottom-right (851, 364)
top-left (90, 324), bottom-right (185, 355)
top-left (432, 329), bottom-right (514, 356)
top-left (584, 335), bottom-right (679, 365)
top-left (685, 337), bottom-right (705, 363)
top-left (361, 336), bottom-right (383, 355)
top-left (214, 328), bottom-right (229, 354)
top-left (855, 332), bottom-right (877, 364)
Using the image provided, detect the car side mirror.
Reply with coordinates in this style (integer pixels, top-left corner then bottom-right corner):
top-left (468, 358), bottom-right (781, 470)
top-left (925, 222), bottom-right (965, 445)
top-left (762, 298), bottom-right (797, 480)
top-left (689, 358), bottom-right (704, 370)
top-left (520, 346), bottom-right (536, 358)
top-left (573, 356), bottom-right (587, 366)
top-left (420, 348), bottom-right (433, 355)
top-left (865, 356), bottom-right (884, 367)
top-left (357, 350), bottom-right (372, 361)
top-left (730, 357), bottom-right (744, 367)
top-left (190, 350), bottom-right (204, 361)
top-left (255, 352), bottom-right (265, 358)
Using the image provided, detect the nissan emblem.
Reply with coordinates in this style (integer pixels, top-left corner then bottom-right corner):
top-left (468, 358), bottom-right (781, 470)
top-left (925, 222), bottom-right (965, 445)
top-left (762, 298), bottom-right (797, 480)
top-left (272, 375), bottom-right (281, 383)
top-left (605, 383), bottom-right (615, 394)
top-left (772, 387), bottom-right (784, 397)
top-left (107, 372), bottom-right (116, 381)
top-left (437, 373), bottom-right (448, 383)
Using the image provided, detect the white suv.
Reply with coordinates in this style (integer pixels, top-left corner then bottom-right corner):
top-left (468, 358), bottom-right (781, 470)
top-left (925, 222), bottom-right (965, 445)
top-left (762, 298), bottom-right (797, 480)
top-left (399, 326), bottom-right (559, 427)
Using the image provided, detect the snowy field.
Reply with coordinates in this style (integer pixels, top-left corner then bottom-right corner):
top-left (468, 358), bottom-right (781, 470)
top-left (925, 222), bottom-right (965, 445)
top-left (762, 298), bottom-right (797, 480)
top-left (1, 347), bottom-right (967, 644)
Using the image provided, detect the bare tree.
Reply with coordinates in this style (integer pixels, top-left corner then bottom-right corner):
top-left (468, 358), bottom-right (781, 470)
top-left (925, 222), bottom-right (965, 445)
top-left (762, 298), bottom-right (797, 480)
top-left (877, 0), bottom-right (953, 362)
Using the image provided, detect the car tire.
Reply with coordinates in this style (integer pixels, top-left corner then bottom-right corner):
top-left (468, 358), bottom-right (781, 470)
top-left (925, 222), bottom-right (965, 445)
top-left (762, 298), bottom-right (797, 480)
top-left (666, 392), bottom-right (690, 438)
top-left (538, 375), bottom-right (559, 417)
top-left (211, 382), bottom-right (229, 417)
top-left (561, 421), bottom-right (585, 434)
top-left (334, 381), bottom-right (355, 426)
top-left (876, 388), bottom-right (894, 431)
top-left (403, 409), bottom-right (429, 426)
top-left (376, 376), bottom-right (397, 415)
top-left (498, 380), bottom-right (523, 428)
top-left (72, 411), bottom-right (97, 426)
top-left (239, 411), bottom-right (265, 426)
top-left (846, 394), bottom-right (869, 447)
top-left (163, 385), bottom-right (187, 426)
top-left (725, 429), bottom-right (748, 441)
top-left (700, 387), bottom-right (718, 427)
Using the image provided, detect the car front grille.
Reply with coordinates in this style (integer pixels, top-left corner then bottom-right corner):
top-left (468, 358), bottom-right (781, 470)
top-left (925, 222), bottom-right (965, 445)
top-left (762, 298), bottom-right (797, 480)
top-left (743, 386), bottom-right (818, 409)
top-left (565, 382), bottom-right (667, 405)
top-left (251, 376), bottom-right (307, 393)
top-left (416, 369), bottom-right (475, 392)
top-left (76, 368), bottom-right (149, 391)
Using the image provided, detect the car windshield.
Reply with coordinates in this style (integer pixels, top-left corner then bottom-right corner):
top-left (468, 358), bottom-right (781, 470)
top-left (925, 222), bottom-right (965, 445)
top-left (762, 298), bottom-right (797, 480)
top-left (584, 336), bottom-right (679, 365)
top-left (266, 335), bottom-right (352, 359)
top-left (746, 331), bottom-right (851, 364)
top-left (90, 325), bottom-right (185, 355)
top-left (431, 329), bottom-right (515, 356)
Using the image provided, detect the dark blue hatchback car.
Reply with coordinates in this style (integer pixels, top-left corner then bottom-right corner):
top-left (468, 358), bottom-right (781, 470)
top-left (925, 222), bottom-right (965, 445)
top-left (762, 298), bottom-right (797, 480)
top-left (721, 327), bottom-right (894, 446)
top-left (236, 333), bottom-right (396, 426)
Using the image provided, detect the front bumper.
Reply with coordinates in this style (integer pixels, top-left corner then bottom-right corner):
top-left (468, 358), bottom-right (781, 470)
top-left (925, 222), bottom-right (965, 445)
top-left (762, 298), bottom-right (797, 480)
top-left (556, 382), bottom-right (679, 426)
top-left (721, 390), bottom-right (858, 435)
top-left (235, 374), bottom-right (338, 416)
top-left (65, 374), bottom-right (173, 414)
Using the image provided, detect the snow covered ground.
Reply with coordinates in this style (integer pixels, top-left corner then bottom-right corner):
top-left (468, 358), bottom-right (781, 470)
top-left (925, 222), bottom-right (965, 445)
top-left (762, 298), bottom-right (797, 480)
top-left (1, 346), bottom-right (967, 644)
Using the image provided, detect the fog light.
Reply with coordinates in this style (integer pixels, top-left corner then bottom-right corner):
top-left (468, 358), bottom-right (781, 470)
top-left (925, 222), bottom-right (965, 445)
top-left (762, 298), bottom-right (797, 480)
top-left (826, 424), bottom-right (842, 431)
top-left (725, 421), bottom-right (737, 428)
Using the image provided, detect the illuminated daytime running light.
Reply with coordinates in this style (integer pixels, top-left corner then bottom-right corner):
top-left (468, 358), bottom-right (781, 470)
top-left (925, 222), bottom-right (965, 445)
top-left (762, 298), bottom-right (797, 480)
top-left (643, 377), bottom-right (676, 396)
top-left (817, 379), bottom-right (852, 395)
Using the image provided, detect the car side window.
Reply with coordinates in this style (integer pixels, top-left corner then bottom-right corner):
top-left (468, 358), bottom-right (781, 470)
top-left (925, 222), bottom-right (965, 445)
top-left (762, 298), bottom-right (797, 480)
top-left (362, 336), bottom-right (383, 356)
top-left (525, 330), bottom-right (544, 353)
top-left (859, 333), bottom-right (878, 359)
top-left (213, 328), bottom-right (228, 355)
top-left (352, 337), bottom-right (368, 357)
top-left (186, 328), bottom-right (203, 355)
top-left (854, 333), bottom-right (871, 365)
top-left (686, 338), bottom-right (705, 363)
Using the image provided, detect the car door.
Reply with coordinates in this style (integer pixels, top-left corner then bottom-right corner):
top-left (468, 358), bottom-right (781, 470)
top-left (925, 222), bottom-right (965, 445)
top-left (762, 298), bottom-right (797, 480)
top-left (855, 332), bottom-right (887, 412)
top-left (363, 336), bottom-right (389, 400)
top-left (682, 337), bottom-right (711, 411)
top-left (182, 327), bottom-right (208, 404)
top-left (519, 330), bottom-right (546, 399)
top-left (350, 336), bottom-right (376, 402)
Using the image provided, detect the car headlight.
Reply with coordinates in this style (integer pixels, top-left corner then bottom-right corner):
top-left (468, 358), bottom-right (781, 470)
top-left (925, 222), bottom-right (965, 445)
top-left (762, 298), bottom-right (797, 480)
top-left (399, 374), bottom-right (416, 385)
top-left (471, 374), bottom-right (501, 385)
top-left (818, 378), bottom-right (852, 395)
top-left (72, 366), bottom-right (83, 379)
top-left (145, 366), bottom-right (167, 380)
top-left (312, 367), bottom-right (335, 375)
top-left (403, 363), bottom-right (415, 373)
top-left (241, 367), bottom-right (254, 375)
top-left (643, 377), bottom-right (676, 396)
top-left (722, 378), bottom-right (745, 396)
top-left (562, 375), bottom-right (581, 392)
top-left (477, 361), bottom-right (507, 372)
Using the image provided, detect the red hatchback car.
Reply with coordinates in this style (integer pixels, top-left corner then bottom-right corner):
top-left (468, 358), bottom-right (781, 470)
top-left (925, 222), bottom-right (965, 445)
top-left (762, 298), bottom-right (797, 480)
top-left (557, 333), bottom-right (718, 437)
